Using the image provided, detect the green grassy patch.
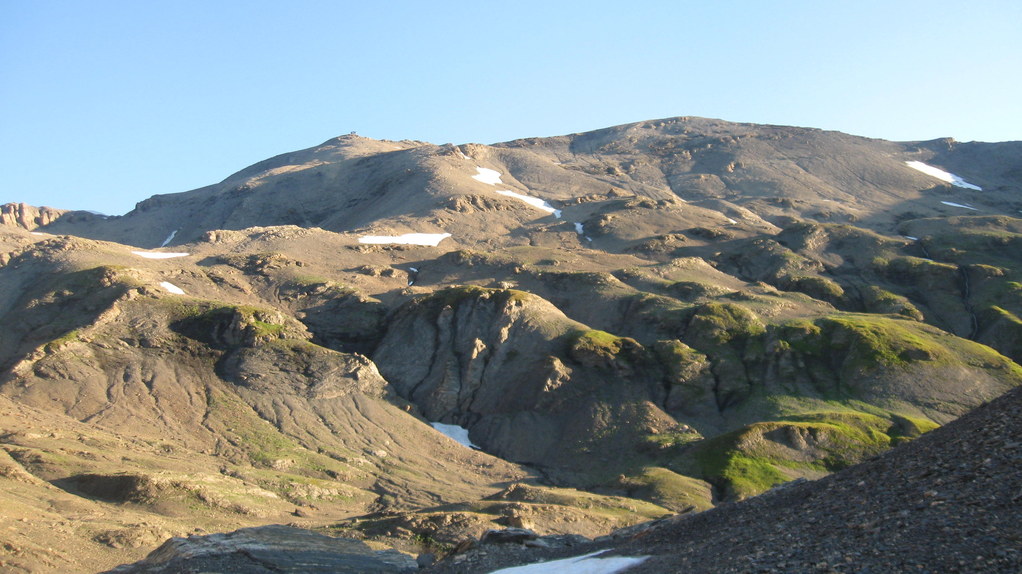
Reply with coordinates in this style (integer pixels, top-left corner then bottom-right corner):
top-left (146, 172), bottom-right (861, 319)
top-left (568, 329), bottom-right (647, 370)
top-left (44, 329), bottom-right (82, 353)
top-left (639, 425), bottom-right (704, 451)
top-left (768, 313), bottom-right (1022, 380)
top-left (924, 229), bottom-right (1022, 266)
top-left (692, 433), bottom-right (790, 500)
top-left (215, 416), bottom-right (293, 466)
top-left (879, 255), bottom-right (958, 278)
top-left (652, 339), bottom-right (710, 385)
top-left (611, 467), bottom-right (714, 513)
top-left (170, 302), bottom-right (295, 347)
top-left (688, 407), bottom-right (938, 500)
top-left (860, 286), bottom-right (924, 320)
top-left (685, 302), bottom-right (766, 347)
top-left (783, 275), bottom-right (845, 304)
top-left (887, 414), bottom-right (940, 445)
top-left (413, 285), bottom-right (533, 313)
top-left (480, 483), bottom-right (672, 521)
top-left (205, 389), bottom-right (330, 472)
top-left (572, 329), bottom-right (624, 353)
top-left (820, 314), bottom-right (945, 367)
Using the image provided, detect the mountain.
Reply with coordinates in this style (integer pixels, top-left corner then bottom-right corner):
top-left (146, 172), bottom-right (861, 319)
top-left (2, 116), bottom-right (1021, 572)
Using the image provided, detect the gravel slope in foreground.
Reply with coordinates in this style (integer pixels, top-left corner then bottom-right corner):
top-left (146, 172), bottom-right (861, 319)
top-left (429, 385), bottom-right (1022, 573)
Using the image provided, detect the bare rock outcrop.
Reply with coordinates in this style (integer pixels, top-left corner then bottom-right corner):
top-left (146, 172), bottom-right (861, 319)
top-left (372, 286), bottom-right (681, 479)
top-left (103, 524), bottom-right (418, 573)
top-left (373, 286), bottom-right (579, 422)
top-left (0, 202), bottom-right (67, 231)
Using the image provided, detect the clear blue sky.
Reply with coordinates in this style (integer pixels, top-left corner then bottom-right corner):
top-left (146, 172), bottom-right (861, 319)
top-left (2, 0), bottom-right (1020, 216)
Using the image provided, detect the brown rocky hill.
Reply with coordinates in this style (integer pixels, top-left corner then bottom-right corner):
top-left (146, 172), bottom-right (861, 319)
top-left (1, 116), bottom-right (1021, 572)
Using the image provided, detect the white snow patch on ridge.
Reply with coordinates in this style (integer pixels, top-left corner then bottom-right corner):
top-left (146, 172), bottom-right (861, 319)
top-left (495, 190), bottom-right (562, 218)
top-left (905, 161), bottom-right (982, 190)
top-left (474, 165), bottom-right (562, 218)
top-left (132, 251), bottom-right (190, 259)
top-left (358, 233), bottom-right (451, 246)
top-left (159, 282), bottom-right (185, 295)
top-left (160, 229), bottom-right (178, 247)
top-left (941, 201), bottom-right (979, 211)
top-left (430, 422), bottom-right (479, 449)
top-left (489, 550), bottom-right (648, 574)
top-left (472, 166), bottom-right (504, 185)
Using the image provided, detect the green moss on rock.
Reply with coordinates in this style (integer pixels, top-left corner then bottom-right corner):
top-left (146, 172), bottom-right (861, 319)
top-left (860, 286), bottom-right (925, 321)
top-left (612, 467), bottom-right (714, 513)
top-left (685, 302), bottom-right (765, 347)
top-left (568, 329), bottom-right (646, 371)
top-left (690, 408), bottom-right (933, 500)
top-left (783, 275), bottom-right (845, 304)
top-left (412, 285), bottom-right (532, 314)
top-left (171, 303), bottom-right (298, 348)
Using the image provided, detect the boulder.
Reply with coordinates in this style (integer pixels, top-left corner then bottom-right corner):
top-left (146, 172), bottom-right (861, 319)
top-left (103, 524), bottom-right (417, 573)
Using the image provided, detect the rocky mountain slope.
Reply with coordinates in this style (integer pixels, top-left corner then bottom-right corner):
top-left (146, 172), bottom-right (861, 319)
top-left (425, 378), bottom-right (1022, 573)
top-left (2, 116), bottom-right (1021, 572)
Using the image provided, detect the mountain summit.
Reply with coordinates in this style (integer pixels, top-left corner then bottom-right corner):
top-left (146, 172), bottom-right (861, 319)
top-left (2, 117), bottom-right (1021, 572)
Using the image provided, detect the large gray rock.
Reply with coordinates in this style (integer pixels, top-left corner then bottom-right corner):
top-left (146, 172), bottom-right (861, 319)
top-left (103, 524), bottom-right (417, 573)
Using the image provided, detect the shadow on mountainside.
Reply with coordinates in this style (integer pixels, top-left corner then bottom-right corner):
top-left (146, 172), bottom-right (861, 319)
top-left (424, 383), bottom-right (1022, 573)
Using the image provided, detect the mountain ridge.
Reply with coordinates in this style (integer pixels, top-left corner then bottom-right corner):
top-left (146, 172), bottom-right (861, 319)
top-left (2, 115), bottom-right (1021, 572)
top-left (19, 116), bottom-right (1020, 247)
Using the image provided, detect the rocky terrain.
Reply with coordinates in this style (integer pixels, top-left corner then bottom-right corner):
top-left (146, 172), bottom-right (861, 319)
top-left (1, 116), bottom-right (1021, 572)
top-left (424, 381), bottom-right (1022, 573)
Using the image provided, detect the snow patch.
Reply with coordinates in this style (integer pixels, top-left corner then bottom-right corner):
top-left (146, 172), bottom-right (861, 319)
top-left (489, 550), bottom-right (648, 574)
top-left (159, 282), bottom-right (185, 295)
top-left (474, 165), bottom-right (562, 218)
top-left (902, 235), bottom-right (919, 241)
top-left (905, 161), bottom-right (982, 190)
top-left (495, 189), bottom-right (562, 218)
top-left (30, 232), bottom-right (51, 236)
top-left (160, 229), bottom-right (178, 247)
top-left (472, 166), bottom-right (504, 185)
top-left (727, 217), bottom-right (738, 224)
top-left (358, 233), bottom-right (451, 246)
top-left (573, 222), bottom-right (592, 242)
top-left (132, 251), bottom-right (190, 259)
top-left (457, 149), bottom-right (471, 160)
top-left (430, 422), bottom-right (479, 449)
top-left (940, 201), bottom-right (979, 211)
